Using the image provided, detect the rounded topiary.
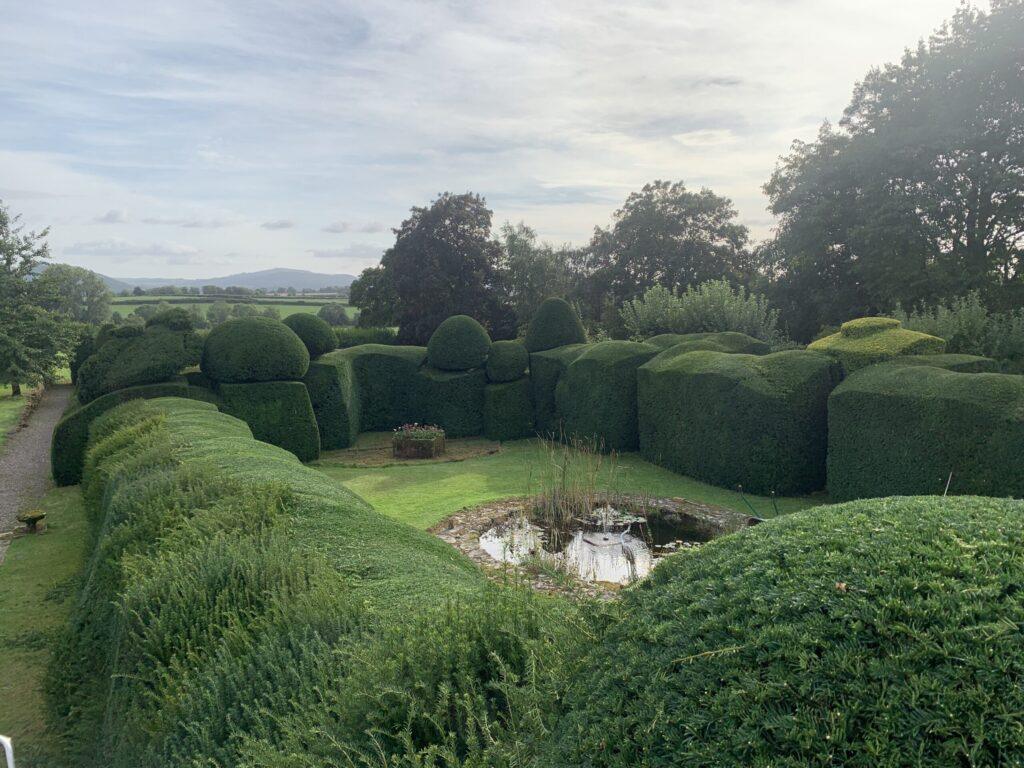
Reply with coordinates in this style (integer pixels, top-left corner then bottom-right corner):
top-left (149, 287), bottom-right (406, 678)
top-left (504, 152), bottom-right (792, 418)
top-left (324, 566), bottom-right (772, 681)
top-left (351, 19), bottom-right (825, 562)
top-left (426, 315), bottom-right (491, 371)
top-left (556, 496), bottom-right (1024, 766)
top-left (146, 307), bottom-right (193, 332)
top-left (524, 297), bottom-right (586, 352)
top-left (485, 340), bottom-right (529, 382)
top-left (201, 317), bottom-right (310, 383)
top-left (283, 313), bottom-right (337, 358)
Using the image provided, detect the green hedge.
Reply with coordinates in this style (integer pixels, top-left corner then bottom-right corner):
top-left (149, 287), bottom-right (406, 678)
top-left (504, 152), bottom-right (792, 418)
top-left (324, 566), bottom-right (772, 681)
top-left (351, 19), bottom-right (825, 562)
top-left (486, 339), bottom-right (529, 382)
top-left (808, 316), bottom-right (946, 372)
top-left (218, 381), bottom-right (321, 461)
top-left (645, 331), bottom-right (770, 354)
top-left (303, 358), bottom-right (360, 450)
top-left (639, 349), bottom-right (841, 494)
top-left (340, 344), bottom-right (426, 431)
top-left (335, 326), bottom-right (397, 348)
top-left (524, 298), bottom-right (587, 352)
top-left (889, 353), bottom-right (998, 373)
top-left (529, 344), bottom-right (589, 436)
top-left (828, 361), bottom-right (1024, 500)
top-left (201, 317), bottom-right (310, 383)
top-left (555, 496), bottom-right (1024, 766)
top-left (426, 314), bottom-right (492, 371)
top-left (283, 312), bottom-right (337, 358)
top-left (484, 379), bottom-right (534, 441)
top-left (415, 367), bottom-right (487, 438)
top-left (555, 341), bottom-right (659, 451)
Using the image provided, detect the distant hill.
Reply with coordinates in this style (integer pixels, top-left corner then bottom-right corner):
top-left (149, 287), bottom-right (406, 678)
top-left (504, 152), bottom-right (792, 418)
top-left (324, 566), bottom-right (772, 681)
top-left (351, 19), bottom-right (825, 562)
top-left (95, 268), bottom-right (356, 292)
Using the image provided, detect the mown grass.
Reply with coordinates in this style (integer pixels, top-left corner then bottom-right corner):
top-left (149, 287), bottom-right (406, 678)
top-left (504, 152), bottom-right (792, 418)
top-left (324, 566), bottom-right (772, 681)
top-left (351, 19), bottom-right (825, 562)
top-left (0, 486), bottom-right (87, 767)
top-left (0, 386), bottom-right (28, 449)
top-left (316, 436), bottom-right (826, 530)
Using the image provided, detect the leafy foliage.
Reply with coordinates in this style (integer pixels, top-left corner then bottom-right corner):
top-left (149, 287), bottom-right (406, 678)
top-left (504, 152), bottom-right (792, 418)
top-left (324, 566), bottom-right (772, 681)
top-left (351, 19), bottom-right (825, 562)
top-left (483, 379), bottom-right (534, 441)
top-left (201, 317), bottom-right (310, 383)
top-left (808, 316), bottom-right (946, 372)
top-left (218, 381), bottom-right (321, 461)
top-left (283, 312), bottom-right (337, 358)
top-left (315, 302), bottom-right (352, 326)
top-left (495, 221), bottom-right (575, 330)
top-left (34, 263), bottom-right (112, 324)
top-left (303, 359), bottom-right (360, 450)
top-left (644, 331), bottom-right (769, 354)
top-left (427, 314), bottom-right (492, 371)
top-left (524, 297), bottom-right (587, 352)
top-left (528, 344), bottom-right (589, 436)
top-left (334, 326), bottom-right (398, 348)
top-left (485, 339), bottom-right (529, 383)
top-left (415, 367), bottom-right (487, 438)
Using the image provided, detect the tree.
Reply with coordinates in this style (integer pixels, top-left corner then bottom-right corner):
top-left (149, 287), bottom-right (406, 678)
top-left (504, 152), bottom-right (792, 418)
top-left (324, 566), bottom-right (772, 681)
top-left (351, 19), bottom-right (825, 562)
top-left (764, 1), bottom-right (1024, 340)
top-left (495, 222), bottom-right (574, 329)
top-left (348, 266), bottom-right (398, 328)
top-left (35, 263), bottom-right (112, 324)
top-left (317, 303), bottom-right (352, 326)
top-left (206, 301), bottom-right (231, 325)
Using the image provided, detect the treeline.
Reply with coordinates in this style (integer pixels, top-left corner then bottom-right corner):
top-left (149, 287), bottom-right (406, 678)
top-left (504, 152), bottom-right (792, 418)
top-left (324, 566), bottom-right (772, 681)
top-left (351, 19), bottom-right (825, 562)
top-left (112, 300), bottom-right (354, 330)
top-left (350, 1), bottom-right (1023, 345)
top-left (120, 284), bottom-right (350, 297)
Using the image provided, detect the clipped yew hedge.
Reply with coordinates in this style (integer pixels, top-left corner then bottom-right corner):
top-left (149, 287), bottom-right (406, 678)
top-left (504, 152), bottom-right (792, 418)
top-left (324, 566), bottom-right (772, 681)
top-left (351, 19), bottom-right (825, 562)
top-left (529, 343), bottom-right (589, 436)
top-left (201, 317), bottom-right (310, 383)
top-left (303, 357), bottom-right (360, 450)
top-left (524, 298), bottom-right (586, 352)
top-left (218, 381), bottom-right (321, 462)
top-left (283, 312), bottom-right (337, 358)
top-left (426, 314), bottom-right (491, 371)
top-left (486, 339), bottom-right (529, 382)
top-left (484, 379), bottom-right (534, 441)
top-left (809, 316), bottom-right (946, 372)
top-left (645, 331), bottom-right (770, 355)
top-left (416, 367), bottom-right (487, 437)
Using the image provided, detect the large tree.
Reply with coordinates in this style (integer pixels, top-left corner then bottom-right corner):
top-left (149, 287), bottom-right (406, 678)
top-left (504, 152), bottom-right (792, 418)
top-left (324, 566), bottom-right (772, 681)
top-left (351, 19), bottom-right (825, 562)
top-left (348, 265), bottom-right (398, 328)
top-left (495, 222), bottom-right (574, 330)
top-left (765, 0), bottom-right (1024, 340)
top-left (35, 263), bottom-right (112, 324)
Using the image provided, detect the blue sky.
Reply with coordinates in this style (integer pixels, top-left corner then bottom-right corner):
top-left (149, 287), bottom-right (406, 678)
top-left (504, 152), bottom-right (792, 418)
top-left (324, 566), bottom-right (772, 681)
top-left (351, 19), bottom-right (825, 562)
top-left (0, 0), bottom-right (959, 279)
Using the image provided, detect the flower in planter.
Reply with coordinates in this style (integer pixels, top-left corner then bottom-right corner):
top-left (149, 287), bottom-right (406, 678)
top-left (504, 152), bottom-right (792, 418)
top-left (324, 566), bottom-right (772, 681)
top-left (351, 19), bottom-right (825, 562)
top-left (393, 424), bottom-right (446, 458)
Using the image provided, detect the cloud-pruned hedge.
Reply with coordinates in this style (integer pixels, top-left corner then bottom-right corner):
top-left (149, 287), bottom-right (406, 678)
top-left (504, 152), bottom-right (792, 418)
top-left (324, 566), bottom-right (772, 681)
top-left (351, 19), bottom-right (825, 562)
top-left (524, 298), bottom-right (586, 353)
top-left (426, 314), bottom-right (491, 371)
top-left (809, 316), bottom-right (946, 372)
top-left (201, 317), bottom-right (310, 383)
top-left (283, 312), bottom-right (338, 358)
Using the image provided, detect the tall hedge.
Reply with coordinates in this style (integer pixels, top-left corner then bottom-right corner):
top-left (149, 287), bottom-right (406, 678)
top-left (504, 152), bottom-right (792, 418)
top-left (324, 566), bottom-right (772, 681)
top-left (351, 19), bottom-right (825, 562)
top-left (342, 344), bottom-right (427, 431)
top-left (201, 317), bottom-right (310, 383)
top-left (645, 331), bottom-right (770, 354)
top-left (828, 361), bottom-right (1024, 500)
top-left (415, 367), bottom-right (487, 438)
top-left (555, 341), bottom-right (659, 451)
top-left (529, 344), bottom-right (589, 436)
top-left (484, 379), bottom-right (534, 441)
top-left (808, 316), bottom-right (946, 372)
top-left (524, 298), bottom-right (586, 352)
top-left (426, 315), bottom-right (492, 371)
top-left (486, 339), bottom-right (529, 382)
top-left (555, 496), bottom-right (1024, 766)
top-left (889, 353), bottom-right (998, 373)
top-left (303, 357), bottom-right (360, 450)
top-left (283, 313), bottom-right (337, 358)
top-left (218, 381), bottom-right (321, 462)
top-left (638, 349), bottom-right (841, 494)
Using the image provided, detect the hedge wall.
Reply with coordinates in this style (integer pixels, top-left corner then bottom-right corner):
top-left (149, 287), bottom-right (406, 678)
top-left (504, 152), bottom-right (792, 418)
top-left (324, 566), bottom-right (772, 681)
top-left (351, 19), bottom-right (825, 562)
top-left (201, 316), bottom-right (310, 383)
top-left (808, 316), bottom-right (946, 372)
top-left (555, 341), bottom-right (659, 451)
top-left (486, 339), bottom-right (529, 382)
top-left (218, 381), bottom-right (321, 462)
top-left (342, 344), bottom-right (426, 431)
top-left (638, 349), bottom-right (841, 494)
top-left (283, 312), bottom-right (337, 358)
top-left (524, 298), bottom-right (587, 352)
top-left (645, 331), bottom-right (770, 355)
top-left (426, 314), bottom-right (491, 371)
top-left (828, 361), bottom-right (1024, 500)
top-left (889, 353), bottom-right (998, 373)
top-left (484, 379), bottom-right (534, 441)
top-left (303, 357), bottom-right (360, 450)
top-left (415, 367), bottom-right (487, 438)
top-left (555, 496), bottom-right (1024, 767)
top-left (529, 343), bottom-right (589, 436)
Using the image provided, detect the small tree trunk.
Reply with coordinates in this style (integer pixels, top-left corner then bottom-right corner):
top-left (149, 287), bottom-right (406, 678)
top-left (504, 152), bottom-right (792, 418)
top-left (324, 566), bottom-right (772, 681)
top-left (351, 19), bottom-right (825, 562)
top-left (11, 381), bottom-right (21, 396)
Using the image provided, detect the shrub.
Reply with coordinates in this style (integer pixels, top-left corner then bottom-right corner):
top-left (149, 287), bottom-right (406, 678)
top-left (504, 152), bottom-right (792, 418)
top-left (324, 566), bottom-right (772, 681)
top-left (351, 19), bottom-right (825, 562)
top-left (638, 349), bottom-right (841, 494)
top-left (69, 333), bottom-right (95, 383)
top-left (316, 303), bottom-right (352, 326)
top-left (556, 341), bottom-right (660, 451)
top-left (145, 307), bottom-right (194, 332)
top-left (484, 379), bottom-right (534, 441)
top-left (201, 317), bottom-right (310, 383)
top-left (334, 326), bottom-right (397, 348)
top-left (337, 345), bottom-right (427, 431)
top-left (302, 358), bottom-right (360, 450)
top-left (282, 313), bottom-right (337, 358)
top-left (524, 297), bottom-right (587, 352)
top-left (827, 361), bottom-right (1024, 500)
top-left (645, 330), bottom-right (770, 354)
top-left (486, 339), bottom-right (529, 382)
top-left (426, 315), bottom-right (492, 371)
top-left (556, 496), bottom-right (1024, 767)
top-left (808, 316), bottom-right (945, 372)
top-left (890, 353), bottom-right (998, 373)
top-left (415, 367), bottom-right (487, 438)
top-left (529, 344), bottom-right (589, 436)
top-left (218, 381), bottom-right (321, 461)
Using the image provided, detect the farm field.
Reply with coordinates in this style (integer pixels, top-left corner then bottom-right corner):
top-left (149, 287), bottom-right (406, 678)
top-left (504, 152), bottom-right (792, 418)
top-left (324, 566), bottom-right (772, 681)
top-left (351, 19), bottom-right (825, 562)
top-left (109, 299), bottom-right (356, 319)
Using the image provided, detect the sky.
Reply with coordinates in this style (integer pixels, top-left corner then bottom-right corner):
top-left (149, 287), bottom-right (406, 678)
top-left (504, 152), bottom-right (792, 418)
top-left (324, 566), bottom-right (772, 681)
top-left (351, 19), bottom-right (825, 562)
top-left (0, 0), bottom-right (962, 280)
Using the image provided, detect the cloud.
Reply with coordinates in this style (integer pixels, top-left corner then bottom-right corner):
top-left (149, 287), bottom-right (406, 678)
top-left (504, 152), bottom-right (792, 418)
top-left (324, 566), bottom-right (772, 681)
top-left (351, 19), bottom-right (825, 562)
top-left (307, 243), bottom-right (383, 262)
top-left (322, 221), bottom-right (385, 234)
top-left (261, 219), bottom-right (294, 230)
top-left (66, 237), bottom-right (201, 262)
top-left (141, 215), bottom-right (240, 229)
top-left (94, 209), bottom-right (129, 224)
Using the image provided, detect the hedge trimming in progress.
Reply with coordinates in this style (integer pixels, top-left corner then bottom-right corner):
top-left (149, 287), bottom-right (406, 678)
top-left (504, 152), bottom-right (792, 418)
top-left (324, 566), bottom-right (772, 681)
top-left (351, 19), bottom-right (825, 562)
top-left (639, 349), bottom-right (841, 494)
top-left (828, 361), bottom-right (1024, 500)
top-left (303, 358), bottom-right (360, 450)
top-left (484, 378), bottom-right (534, 441)
top-left (529, 343), bottom-right (589, 436)
top-left (486, 339), bottom-right (529, 382)
top-left (426, 314), bottom-right (492, 371)
top-left (556, 341), bottom-right (659, 451)
top-left (524, 297), bottom-right (587, 352)
top-left (415, 367), bottom-right (487, 438)
top-left (283, 312), bottom-right (338, 358)
top-left (201, 316), bottom-right (310, 383)
top-left (645, 331), bottom-right (770, 355)
top-left (555, 496), bottom-right (1024, 767)
top-left (808, 316), bottom-right (946, 372)
top-left (218, 381), bottom-right (321, 461)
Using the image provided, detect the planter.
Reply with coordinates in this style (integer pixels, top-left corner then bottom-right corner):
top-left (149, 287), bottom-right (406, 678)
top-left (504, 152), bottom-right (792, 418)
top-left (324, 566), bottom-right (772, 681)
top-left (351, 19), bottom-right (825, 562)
top-left (393, 429), bottom-right (446, 459)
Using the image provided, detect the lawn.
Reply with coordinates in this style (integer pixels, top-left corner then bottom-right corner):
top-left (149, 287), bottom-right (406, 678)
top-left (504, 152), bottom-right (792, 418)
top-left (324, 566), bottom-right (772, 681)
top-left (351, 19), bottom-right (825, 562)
top-left (0, 386), bottom-right (28, 449)
top-left (315, 436), bottom-right (827, 530)
top-left (0, 486), bottom-right (86, 767)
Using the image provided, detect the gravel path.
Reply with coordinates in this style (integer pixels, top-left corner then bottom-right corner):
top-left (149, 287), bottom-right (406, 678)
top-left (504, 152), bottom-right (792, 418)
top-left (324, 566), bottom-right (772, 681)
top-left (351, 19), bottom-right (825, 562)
top-left (0, 385), bottom-right (73, 534)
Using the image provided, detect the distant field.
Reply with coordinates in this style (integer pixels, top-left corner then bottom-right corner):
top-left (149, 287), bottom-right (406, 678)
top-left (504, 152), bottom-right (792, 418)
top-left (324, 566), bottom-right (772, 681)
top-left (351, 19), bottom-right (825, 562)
top-left (110, 300), bottom-right (356, 319)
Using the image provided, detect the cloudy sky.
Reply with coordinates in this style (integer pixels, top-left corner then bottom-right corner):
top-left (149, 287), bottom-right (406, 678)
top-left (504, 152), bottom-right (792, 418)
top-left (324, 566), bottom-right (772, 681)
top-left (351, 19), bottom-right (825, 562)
top-left (1, 0), bottom-right (960, 279)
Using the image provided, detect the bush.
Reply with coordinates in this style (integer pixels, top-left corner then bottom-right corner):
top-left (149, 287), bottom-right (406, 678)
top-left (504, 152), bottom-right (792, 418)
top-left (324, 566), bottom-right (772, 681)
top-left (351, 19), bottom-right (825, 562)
top-left (827, 361), bottom-right (1024, 500)
top-left (69, 333), bottom-right (95, 383)
top-left (218, 381), bottom-right (321, 461)
top-left (145, 307), bottom-right (194, 332)
top-left (415, 367), bottom-right (487, 438)
top-left (426, 315), bottom-right (492, 371)
top-left (555, 496), bottom-right (1024, 767)
top-left (335, 326), bottom-right (397, 348)
top-left (524, 298), bottom-right (587, 352)
top-left (529, 344), bottom-right (589, 436)
top-left (282, 313), bottom-right (336, 358)
top-left (484, 379), bottom-right (534, 441)
top-left (555, 341), bottom-right (660, 451)
top-left (808, 316), bottom-right (945, 372)
top-left (201, 317), bottom-right (310, 383)
top-left (639, 349), bottom-right (841, 494)
top-left (337, 345), bottom-right (426, 431)
top-left (303, 358), bottom-right (360, 450)
top-left (486, 339), bottom-right (529, 382)
top-left (890, 353), bottom-right (998, 373)
top-left (317, 303), bottom-right (352, 326)
top-left (645, 330), bottom-right (770, 354)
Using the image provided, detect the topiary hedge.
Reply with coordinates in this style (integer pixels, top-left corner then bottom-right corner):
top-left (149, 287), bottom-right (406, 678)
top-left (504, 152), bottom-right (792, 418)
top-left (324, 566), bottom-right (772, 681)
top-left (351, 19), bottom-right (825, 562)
top-left (827, 361), bottom-right (1024, 500)
top-left (283, 313), bottom-right (337, 358)
top-left (415, 367), bottom-right (487, 438)
top-left (529, 344), bottom-right (589, 436)
top-left (524, 298), bottom-right (586, 352)
top-left (889, 353), bottom-right (998, 373)
top-left (426, 315), bottom-right (492, 371)
top-left (484, 379), bottom-right (534, 441)
top-left (638, 349), bottom-right (841, 494)
top-left (645, 331), bottom-right (770, 355)
top-left (201, 317), bottom-right (310, 383)
top-left (555, 495), bottom-right (1024, 766)
top-left (808, 316), bottom-right (946, 372)
top-left (555, 341), bottom-right (659, 451)
top-left (303, 357), bottom-right (360, 450)
top-left (218, 381), bottom-right (321, 461)
top-left (342, 344), bottom-right (427, 431)
top-left (486, 339), bottom-right (529, 382)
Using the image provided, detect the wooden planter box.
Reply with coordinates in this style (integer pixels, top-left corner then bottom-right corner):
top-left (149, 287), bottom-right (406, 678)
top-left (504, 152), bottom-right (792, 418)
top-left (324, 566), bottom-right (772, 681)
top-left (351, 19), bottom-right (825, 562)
top-left (393, 433), bottom-right (446, 459)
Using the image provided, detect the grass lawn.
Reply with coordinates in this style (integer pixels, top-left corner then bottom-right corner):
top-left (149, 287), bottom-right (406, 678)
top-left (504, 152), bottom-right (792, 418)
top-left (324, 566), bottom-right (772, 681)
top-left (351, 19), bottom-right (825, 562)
top-left (0, 486), bottom-right (86, 767)
top-left (316, 436), bottom-right (827, 529)
top-left (0, 386), bottom-right (28, 449)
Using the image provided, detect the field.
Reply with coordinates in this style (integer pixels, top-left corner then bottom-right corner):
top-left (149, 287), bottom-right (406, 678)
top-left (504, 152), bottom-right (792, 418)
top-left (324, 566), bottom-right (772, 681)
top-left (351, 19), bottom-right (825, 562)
top-left (109, 297), bottom-right (357, 320)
